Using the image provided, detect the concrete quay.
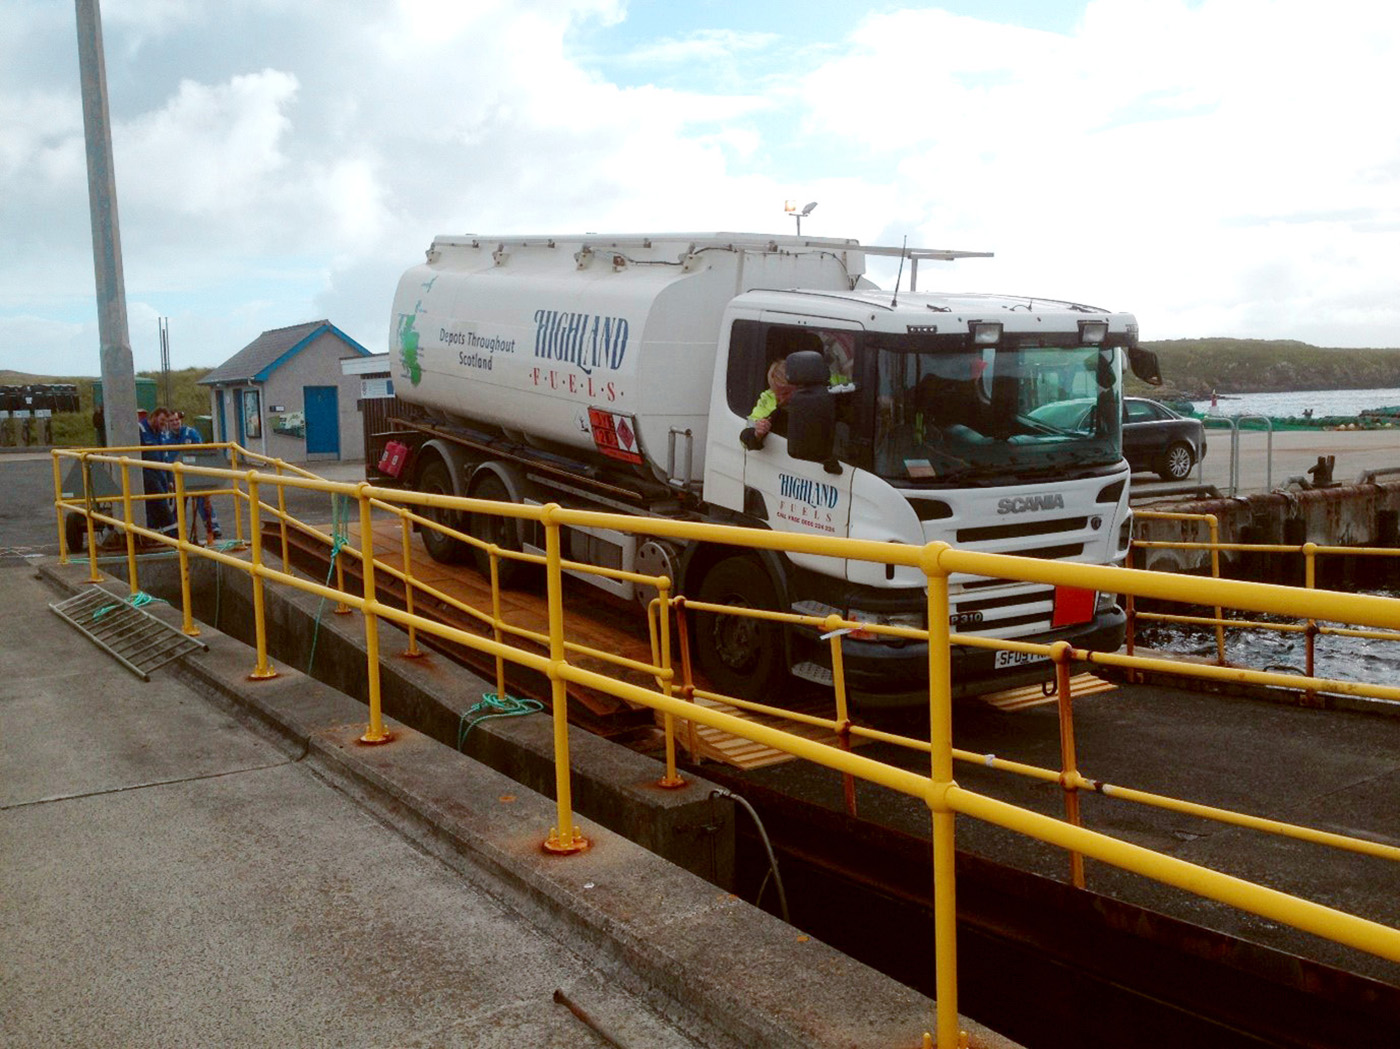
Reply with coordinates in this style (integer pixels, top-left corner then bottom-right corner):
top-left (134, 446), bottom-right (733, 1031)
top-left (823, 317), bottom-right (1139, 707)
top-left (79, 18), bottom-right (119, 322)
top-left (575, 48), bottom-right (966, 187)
top-left (0, 560), bottom-right (1018, 1049)
top-left (1188, 424), bottom-right (1400, 495)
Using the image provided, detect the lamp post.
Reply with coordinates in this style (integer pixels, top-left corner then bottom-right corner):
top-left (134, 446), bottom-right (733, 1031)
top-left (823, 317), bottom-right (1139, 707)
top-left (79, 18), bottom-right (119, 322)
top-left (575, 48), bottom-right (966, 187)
top-left (785, 200), bottom-right (818, 236)
top-left (76, 0), bottom-right (138, 451)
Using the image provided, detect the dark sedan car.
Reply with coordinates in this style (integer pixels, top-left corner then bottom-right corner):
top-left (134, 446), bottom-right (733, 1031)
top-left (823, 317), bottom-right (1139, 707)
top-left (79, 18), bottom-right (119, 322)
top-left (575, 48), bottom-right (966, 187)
top-left (1123, 397), bottom-right (1207, 480)
top-left (1028, 397), bottom-right (1207, 481)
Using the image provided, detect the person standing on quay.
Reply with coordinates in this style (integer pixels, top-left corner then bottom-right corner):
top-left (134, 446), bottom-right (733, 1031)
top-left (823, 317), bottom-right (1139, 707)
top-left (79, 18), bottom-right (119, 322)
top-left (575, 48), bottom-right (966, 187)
top-left (174, 411), bottom-right (221, 542)
top-left (139, 407), bottom-right (178, 538)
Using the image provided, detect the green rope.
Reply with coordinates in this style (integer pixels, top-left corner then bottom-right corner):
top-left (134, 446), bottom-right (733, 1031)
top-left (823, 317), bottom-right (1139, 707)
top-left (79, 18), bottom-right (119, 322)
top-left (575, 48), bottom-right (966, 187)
top-left (91, 591), bottom-right (170, 622)
top-left (307, 493), bottom-right (352, 675)
top-left (457, 693), bottom-right (543, 750)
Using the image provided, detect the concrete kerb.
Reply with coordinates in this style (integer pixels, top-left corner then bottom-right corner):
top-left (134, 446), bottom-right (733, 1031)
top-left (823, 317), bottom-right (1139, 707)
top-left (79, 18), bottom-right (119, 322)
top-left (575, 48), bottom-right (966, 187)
top-left (35, 558), bottom-right (1021, 1049)
top-left (117, 550), bottom-right (736, 883)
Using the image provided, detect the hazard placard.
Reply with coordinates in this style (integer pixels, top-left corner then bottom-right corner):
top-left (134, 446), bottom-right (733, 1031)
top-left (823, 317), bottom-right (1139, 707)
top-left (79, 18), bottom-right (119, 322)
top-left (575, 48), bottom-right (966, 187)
top-left (588, 407), bottom-right (644, 464)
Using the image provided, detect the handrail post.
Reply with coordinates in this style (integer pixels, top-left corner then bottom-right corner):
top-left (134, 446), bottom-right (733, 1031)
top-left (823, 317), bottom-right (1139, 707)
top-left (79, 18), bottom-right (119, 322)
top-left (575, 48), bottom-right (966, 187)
top-left (1304, 542), bottom-right (1318, 706)
top-left (52, 452), bottom-right (68, 564)
top-left (923, 544), bottom-right (961, 1049)
top-left (1054, 642), bottom-right (1086, 889)
top-left (246, 473), bottom-right (278, 680)
top-left (655, 581), bottom-right (685, 789)
top-left (826, 614), bottom-right (858, 817)
top-left (357, 484), bottom-right (391, 743)
top-left (1229, 417), bottom-right (1241, 497)
top-left (399, 512), bottom-right (423, 658)
top-left (334, 493), bottom-right (352, 615)
top-left (228, 447), bottom-right (247, 550)
top-left (172, 465), bottom-right (200, 637)
top-left (118, 456), bottom-right (137, 589)
top-left (1208, 514), bottom-right (1225, 665)
top-left (489, 549), bottom-right (508, 700)
top-left (80, 454), bottom-right (103, 584)
top-left (542, 504), bottom-right (588, 854)
top-left (673, 597), bottom-right (700, 761)
top-left (1124, 531), bottom-right (1139, 682)
top-left (275, 461), bottom-right (289, 567)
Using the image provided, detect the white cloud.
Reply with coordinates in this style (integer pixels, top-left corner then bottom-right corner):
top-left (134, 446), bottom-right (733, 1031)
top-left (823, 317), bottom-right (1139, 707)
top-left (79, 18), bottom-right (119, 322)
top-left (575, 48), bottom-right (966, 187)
top-left (620, 28), bottom-right (782, 65)
top-left (119, 71), bottom-right (298, 218)
top-left (2, 0), bottom-right (1399, 382)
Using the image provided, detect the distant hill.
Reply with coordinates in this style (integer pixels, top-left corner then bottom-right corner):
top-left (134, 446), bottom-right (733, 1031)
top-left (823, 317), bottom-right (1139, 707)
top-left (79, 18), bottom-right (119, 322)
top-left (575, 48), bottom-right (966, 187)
top-left (1, 367), bottom-right (211, 446)
top-left (1129, 338), bottom-right (1400, 398)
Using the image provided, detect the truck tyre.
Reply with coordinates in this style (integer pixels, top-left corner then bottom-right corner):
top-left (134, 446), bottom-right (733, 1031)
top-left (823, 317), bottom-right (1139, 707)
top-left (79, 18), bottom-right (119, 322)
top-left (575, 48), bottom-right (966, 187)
top-left (1158, 441), bottom-right (1194, 481)
top-left (693, 556), bottom-right (786, 699)
top-left (469, 473), bottom-right (528, 586)
top-left (418, 460), bottom-right (471, 564)
top-left (64, 511), bottom-right (88, 553)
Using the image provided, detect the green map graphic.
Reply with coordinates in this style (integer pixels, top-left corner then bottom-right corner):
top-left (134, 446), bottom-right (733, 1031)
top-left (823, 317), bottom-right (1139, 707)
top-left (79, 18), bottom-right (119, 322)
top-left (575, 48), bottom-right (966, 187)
top-left (397, 309), bottom-right (422, 386)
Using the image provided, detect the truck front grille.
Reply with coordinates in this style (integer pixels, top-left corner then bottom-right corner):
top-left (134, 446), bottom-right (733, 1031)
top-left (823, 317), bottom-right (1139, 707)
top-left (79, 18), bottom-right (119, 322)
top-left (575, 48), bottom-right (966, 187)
top-left (957, 517), bottom-right (1087, 543)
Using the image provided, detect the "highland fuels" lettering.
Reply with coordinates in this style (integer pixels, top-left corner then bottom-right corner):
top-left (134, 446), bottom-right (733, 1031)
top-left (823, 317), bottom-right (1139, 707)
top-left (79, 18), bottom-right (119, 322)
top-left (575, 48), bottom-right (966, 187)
top-left (532, 309), bottom-right (629, 375)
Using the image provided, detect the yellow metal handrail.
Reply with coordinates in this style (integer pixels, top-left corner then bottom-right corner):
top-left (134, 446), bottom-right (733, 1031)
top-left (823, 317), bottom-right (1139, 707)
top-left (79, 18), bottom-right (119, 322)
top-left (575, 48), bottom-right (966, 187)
top-left (1131, 510), bottom-right (1400, 687)
top-left (52, 447), bottom-right (1400, 1049)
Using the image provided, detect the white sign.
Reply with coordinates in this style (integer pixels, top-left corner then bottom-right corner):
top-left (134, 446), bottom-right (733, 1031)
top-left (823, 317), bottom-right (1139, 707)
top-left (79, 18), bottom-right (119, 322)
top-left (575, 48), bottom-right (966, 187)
top-left (361, 378), bottom-right (395, 399)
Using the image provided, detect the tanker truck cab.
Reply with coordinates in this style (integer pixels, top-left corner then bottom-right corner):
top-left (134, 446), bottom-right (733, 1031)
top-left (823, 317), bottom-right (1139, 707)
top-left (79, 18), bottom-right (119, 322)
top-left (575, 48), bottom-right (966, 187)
top-left (703, 288), bottom-right (1148, 701)
top-left (388, 232), bottom-right (1158, 706)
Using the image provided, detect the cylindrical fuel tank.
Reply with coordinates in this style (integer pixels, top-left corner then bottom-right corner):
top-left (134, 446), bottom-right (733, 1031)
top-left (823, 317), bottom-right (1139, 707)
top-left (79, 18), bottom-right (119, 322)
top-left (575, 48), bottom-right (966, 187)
top-left (390, 233), bottom-right (862, 478)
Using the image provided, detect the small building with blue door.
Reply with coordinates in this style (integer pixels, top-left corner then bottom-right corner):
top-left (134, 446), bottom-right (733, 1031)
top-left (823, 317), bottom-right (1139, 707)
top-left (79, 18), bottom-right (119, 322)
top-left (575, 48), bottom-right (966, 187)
top-left (199, 320), bottom-right (372, 462)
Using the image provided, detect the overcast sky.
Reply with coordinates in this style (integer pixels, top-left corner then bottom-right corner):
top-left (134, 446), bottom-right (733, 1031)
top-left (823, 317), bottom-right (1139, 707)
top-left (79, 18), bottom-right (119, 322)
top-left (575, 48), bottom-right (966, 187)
top-left (3, 0), bottom-right (1398, 377)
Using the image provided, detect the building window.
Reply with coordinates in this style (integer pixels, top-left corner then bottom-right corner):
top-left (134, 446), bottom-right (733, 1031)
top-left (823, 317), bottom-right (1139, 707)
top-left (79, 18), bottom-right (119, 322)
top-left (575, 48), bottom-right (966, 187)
top-left (241, 388), bottom-right (262, 439)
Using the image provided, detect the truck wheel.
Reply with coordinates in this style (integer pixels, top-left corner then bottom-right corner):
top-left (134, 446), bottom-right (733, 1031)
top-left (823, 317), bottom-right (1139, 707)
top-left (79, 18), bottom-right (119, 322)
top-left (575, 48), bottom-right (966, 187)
top-left (417, 461), bottom-right (471, 564)
top-left (64, 512), bottom-right (87, 553)
top-left (469, 473), bottom-right (528, 586)
top-left (1158, 442), bottom-right (1194, 481)
top-left (694, 556), bottom-right (786, 699)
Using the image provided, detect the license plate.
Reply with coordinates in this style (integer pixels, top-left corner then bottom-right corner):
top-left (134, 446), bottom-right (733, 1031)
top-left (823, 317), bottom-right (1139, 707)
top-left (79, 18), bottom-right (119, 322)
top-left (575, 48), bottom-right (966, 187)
top-left (994, 649), bottom-right (1048, 670)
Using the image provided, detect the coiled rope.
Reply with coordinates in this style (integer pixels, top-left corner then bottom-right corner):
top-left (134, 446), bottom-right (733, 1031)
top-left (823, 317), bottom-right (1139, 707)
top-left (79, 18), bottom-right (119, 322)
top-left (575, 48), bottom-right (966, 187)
top-left (457, 693), bottom-right (543, 750)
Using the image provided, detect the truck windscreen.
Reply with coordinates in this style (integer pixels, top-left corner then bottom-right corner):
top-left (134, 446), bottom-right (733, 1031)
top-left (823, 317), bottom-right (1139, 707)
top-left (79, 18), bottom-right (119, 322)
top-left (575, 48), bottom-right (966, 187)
top-left (868, 336), bottom-right (1122, 484)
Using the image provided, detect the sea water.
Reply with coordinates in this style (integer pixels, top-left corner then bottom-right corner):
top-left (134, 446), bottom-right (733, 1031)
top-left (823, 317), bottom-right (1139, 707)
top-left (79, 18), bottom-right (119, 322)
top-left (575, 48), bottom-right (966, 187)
top-left (1189, 388), bottom-right (1400, 419)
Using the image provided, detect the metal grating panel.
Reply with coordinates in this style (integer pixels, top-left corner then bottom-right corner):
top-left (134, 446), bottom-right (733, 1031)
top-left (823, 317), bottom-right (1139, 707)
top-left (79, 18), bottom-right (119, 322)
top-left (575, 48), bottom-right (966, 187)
top-left (50, 589), bottom-right (207, 681)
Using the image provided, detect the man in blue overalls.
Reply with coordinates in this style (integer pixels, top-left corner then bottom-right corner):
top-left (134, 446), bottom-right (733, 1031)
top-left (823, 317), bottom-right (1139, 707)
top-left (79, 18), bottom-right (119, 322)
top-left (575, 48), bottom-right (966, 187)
top-left (138, 408), bottom-right (177, 538)
top-left (173, 411), bottom-right (221, 542)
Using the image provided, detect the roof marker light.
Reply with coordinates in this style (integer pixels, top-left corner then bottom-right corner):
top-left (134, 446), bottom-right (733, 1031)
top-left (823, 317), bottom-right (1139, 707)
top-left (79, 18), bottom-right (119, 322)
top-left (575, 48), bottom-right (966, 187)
top-left (969, 321), bottom-right (1002, 344)
top-left (1079, 319), bottom-right (1109, 345)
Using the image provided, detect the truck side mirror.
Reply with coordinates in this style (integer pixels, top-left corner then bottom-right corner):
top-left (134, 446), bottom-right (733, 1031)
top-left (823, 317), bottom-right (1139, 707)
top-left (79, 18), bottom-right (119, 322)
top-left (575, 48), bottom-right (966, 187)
top-left (1128, 345), bottom-right (1162, 386)
top-left (785, 350), bottom-right (835, 463)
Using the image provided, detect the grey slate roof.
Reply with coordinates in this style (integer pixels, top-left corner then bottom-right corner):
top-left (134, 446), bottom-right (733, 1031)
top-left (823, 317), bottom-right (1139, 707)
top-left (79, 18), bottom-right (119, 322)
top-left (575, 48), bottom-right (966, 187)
top-left (199, 320), bottom-right (370, 386)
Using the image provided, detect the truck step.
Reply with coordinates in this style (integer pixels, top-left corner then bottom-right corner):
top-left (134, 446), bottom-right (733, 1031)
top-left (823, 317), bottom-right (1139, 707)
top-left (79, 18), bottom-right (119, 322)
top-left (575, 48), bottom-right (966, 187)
top-left (655, 693), bottom-right (866, 771)
top-left (791, 661), bottom-right (835, 687)
top-left (979, 672), bottom-right (1115, 712)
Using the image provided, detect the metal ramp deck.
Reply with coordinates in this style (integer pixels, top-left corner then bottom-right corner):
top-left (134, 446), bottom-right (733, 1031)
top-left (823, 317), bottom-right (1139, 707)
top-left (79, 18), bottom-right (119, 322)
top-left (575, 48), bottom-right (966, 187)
top-left (49, 589), bottom-right (207, 680)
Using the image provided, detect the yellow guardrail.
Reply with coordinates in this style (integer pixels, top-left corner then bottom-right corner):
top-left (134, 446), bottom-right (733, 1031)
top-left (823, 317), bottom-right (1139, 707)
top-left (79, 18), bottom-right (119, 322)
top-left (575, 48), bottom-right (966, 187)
top-left (1131, 509), bottom-right (1400, 691)
top-left (52, 446), bottom-right (1400, 1049)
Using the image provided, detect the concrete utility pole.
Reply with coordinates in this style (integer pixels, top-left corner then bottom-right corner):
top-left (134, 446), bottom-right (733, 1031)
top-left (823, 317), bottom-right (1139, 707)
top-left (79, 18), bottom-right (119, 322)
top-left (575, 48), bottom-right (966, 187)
top-left (75, 0), bottom-right (139, 449)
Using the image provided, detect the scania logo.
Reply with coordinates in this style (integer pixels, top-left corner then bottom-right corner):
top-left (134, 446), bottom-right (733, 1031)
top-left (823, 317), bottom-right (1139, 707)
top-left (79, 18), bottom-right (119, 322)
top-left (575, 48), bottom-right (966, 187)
top-left (996, 493), bottom-right (1065, 515)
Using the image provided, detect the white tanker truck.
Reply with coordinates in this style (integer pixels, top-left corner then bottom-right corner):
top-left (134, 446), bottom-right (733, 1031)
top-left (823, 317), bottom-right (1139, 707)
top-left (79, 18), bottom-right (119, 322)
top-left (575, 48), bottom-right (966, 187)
top-left (384, 232), bottom-right (1161, 703)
